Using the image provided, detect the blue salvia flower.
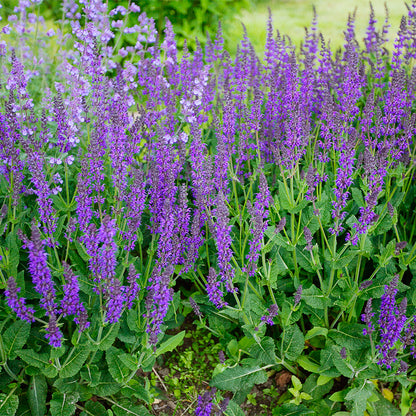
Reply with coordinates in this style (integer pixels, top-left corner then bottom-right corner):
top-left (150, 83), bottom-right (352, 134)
top-left (4, 277), bottom-right (35, 323)
top-left (361, 298), bottom-right (375, 336)
top-left (195, 388), bottom-right (216, 416)
top-left (61, 261), bottom-right (89, 330)
top-left (377, 275), bottom-right (407, 368)
top-left (212, 191), bottom-right (235, 293)
top-left (206, 267), bottom-right (227, 309)
top-left (25, 225), bottom-right (58, 317)
top-left (244, 171), bottom-right (271, 276)
top-left (261, 304), bottom-right (279, 325)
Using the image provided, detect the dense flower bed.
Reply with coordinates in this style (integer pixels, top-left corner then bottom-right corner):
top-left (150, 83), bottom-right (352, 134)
top-left (1, 1), bottom-right (416, 415)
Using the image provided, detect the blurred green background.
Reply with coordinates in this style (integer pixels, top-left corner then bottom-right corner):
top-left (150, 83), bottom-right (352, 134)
top-left (233, 0), bottom-right (407, 55)
top-left (0, 0), bottom-right (409, 55)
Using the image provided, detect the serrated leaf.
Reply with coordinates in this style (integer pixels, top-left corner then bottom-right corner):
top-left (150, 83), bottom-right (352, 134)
top-left (121, 380), bottom-right (150, 404)
top-left (328, 323), bottom-right (370, 350)
top-left (94, 372), bottom-right (121, 397)
top-left (98, 323), bottom-right (120, 351)
top-left (155, 331), bottom-right (185, 357)
top-left (80, 365), bottom-right (101, 387)
top-left (28, 375), bottom-right (47, 416)
top-left (368, 394), bottom-right (401, 416)
top-left (118, 354), bottom-right (138, 371)
top-left (223, 400), bottom-right (245, 416)
top-left (281, 325), bottom-right (304, 361)
top-left (2, 320), bottom-right (31, 360)
top-left (80, 401), bottom-right (107, 416)
top-left (17, 349), bottom-right (49, 369)
top-left (111, 400), bottom-right (150, 416)
top-left (302, 285), bottom-right (328, 309)
top-left (334, 251), bottom-right (358, 269)
top-left (106, 347), bottom-right (130, 383)
top-left (49, 393), bottom-right (79, 416)
top-left (60, 346), bottom-right (91, 378)
top-left (248, 337), bottom-right (277, 365)
top-left (210, 365), bottom-right (268, 392)
top-left (345, 382), bottom-right (375, 416)
top-left (0, 393), bottom-right (19, 416)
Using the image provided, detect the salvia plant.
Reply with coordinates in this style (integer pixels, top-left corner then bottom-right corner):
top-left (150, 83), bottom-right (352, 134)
top-left (1, 0), bottom-right (416, 415)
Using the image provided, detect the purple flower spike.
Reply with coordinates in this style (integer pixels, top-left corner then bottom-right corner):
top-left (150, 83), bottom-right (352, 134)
top-left (294, 285), bottom-right (303, 306)
top-left (5, 277), bottom-right (35, 323)
top-left (45, 313), bottom-right (63, 348)
top-left (195, 388), bottom-right (216, 416)
top-left (206, 268), bottom-right (227, 309)
top-left (377, 275), bottom-right (406, 368)
top-left (261, 303), bottom-right (279, 325)
top-left (26, 225), bottom-right (58, 317)
top-left (61, 262), bottom-right (89, 329)
top-left (362, 298), bottom-right (375, 336)
top-left (190, 297), bottom-right (203, 317)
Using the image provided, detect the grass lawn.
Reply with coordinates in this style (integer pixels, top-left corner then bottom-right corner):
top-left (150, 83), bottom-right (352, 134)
top-left (226, 0), bottom-right (408, 55)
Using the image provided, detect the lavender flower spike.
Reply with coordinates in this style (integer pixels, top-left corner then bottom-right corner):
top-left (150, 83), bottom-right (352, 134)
top-left (26, 224), bottom-right (58, 317)
top-left (5, 277), bottom-right (35, 323)
top-left (195, 388), bottom-right (216, 416)
top-left (261, 304), bottom-right (279, 325)
top-left (377, 275), bottom-right (406, 368)
top-left (361, 298), bottom-right (375, 336)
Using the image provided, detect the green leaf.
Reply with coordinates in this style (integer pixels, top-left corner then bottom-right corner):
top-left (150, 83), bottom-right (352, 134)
top-left (94, 372), bottom-right (121, 397)
top-left (49, 392), bottom-right (79, 416)
top-left (17, 349), bottom-right (49, 369)
top-left (155, 331), bottom-right (185, 357)
top-left (80, 402), bottom-right (107, 416)
top-left (121, 380), bottom-right (151, 404)
top-left (98, 323), bottom-right (120, 351)
top-left (345, 382), bottom-right (375, 416)
top-left (305, 327), bottom-right (328, 340)
top-left (111, 400), bottom-right (151, 416)
top-left (60, 346), bottom-right (91, 378)
top-left (329, 390), bottom-right (348, 402)
top-left (28, 375), bottom-right (47, 416)
top-left (223, 400), bottom-right (245, 416)
top-left (74, 240), bottom-right (89, 262)
top-left (106, 347), bottom-right (130, 383)
top-left (53, 378), bottom-right (79, 394)
top-left (334, 251), bottom-right (358, 270)
top-left (303, 374), bottom-right (334, 400)
top-left (80, 365), bottom-right (101, 387)
top-left (278, 181), bottom-right (292, 210)
top-left (368, 394), bottom-right (401, 416)
top-left (6, 232), bottom-right (19, 277)
top-left (292, 376), bottom-right (302, 390)
top-left (297, 356), bottom-right (320, 373)
top-left (0, 393), bottom-right (19, 416)
top-left (281, 325), bottom-right (304, 361)
top-left (302, 285), bottom-right (328, 309)
top-left (248, 337), bottom-right (277, 365)
top-left (332, 346), bottom-right (354, 378)
top-left (352, 188), bottom-right (364, 207)
top-left (118, 354), bottom-right (138, 371)
top-left (2, 321), bottom-right (31, 360)
top-left (328, 323), bottom-right (370, 350)
top-left (317, 375), bottom-right (333, 386)
top-left (210, 365), bottom-right (268, 392)
top-left (273, 403), bottom-right (315, 415)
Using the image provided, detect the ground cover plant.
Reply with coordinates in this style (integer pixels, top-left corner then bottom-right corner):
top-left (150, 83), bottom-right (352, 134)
top-left (1, 0), bottom-right (416, 415)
